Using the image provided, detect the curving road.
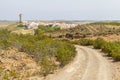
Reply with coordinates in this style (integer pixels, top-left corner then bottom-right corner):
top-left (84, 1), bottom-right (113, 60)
top-left (44, 45), bottom-right (114, 80)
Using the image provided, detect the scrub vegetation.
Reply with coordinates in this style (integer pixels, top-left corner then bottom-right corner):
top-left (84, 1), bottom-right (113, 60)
top-left (0, 28), bottom-right (76, 79)
top-left (72, 38), bottom-right (120, 61)
top-left (52, 22), bottom-right (120, 39)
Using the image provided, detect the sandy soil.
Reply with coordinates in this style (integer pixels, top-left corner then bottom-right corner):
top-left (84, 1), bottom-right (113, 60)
top-left (90, 34), bottom-right (120, 42)
top-left (0, 21), bottom-right (15, 28)
top-left (97, 50), bottom-right (120, 80)
top-left (11, 29), bottom-right (35, 35)
top-left (42, 45), bottom-right (114, 80)
top-left (112, 61), bottom-right (120, 80)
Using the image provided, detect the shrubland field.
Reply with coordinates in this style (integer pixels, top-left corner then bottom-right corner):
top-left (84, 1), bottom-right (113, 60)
top-left (0, 23), bottom-right (76, 79)
top-left (1, 21), bottom-right (120, 79)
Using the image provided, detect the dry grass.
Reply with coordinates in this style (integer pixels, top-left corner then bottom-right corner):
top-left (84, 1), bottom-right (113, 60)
top-left (0, 48), bottom-right (40, 79)
top-left (11, 29), bottom-right (35, 35)
top-left (0, 21), bottom-right (15, 28)
top-left (89, 34), bottom-right (120, 42)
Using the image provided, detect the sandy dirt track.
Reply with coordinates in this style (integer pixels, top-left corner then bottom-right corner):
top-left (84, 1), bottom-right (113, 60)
top-left (44, 45), bottom-right (114, 80)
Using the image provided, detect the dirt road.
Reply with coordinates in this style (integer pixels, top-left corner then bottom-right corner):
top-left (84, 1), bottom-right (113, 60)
top-left (44, 45), bottom-right (114, 80)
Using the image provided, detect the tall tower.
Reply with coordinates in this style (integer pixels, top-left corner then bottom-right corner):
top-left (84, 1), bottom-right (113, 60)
top-left (19, 13), bottom-right (22, 23)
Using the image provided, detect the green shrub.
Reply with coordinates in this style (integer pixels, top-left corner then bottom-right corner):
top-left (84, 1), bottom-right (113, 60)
top-left (93, 38), bottom-right (105, 49)
top-left (80, 39), bottom-right (93, 46)
top-left (111, 48), bottom-right (120, 61)
top-left (101, 42), bottom-right (113, 56)
top-left (17, 24), bottom-right (24, 27)
top-left (93, 39), bottom-right (120, 61)
top-left (0, 39), bottom-right (12, 49)
top-left (34, 28), bottom-right (44, 35)
top-left (72, 37), bottom-right (120, 61)
top-left (40, 58), bottom-right (57, 76)
top-left (18, 34), bottom-right (76, 74)
top-left (0, 29), bottom-right (13, 49)
top-left (71, 39), bottom-right (93, 46)
top-left (56, 42), bottom-right (76, 66)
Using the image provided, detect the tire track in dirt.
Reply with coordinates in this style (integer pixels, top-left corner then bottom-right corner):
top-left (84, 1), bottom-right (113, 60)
top-left (43, 45), bottom-right (113, 80)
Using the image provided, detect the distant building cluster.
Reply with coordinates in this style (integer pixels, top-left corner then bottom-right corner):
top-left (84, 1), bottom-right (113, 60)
top-left (38, 22), bottom-right (77, 29)
top-left (19, 14), bottom-right (77, 29)
top-left (23, 21), bottom-right (77, 29)
top-left (23, 21), bottom-right (39, 29)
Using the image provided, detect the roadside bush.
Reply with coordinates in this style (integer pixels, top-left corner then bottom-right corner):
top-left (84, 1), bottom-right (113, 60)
top-left (93, 38), bottom-right (105, 49)
top-left (19, 38), bottom-right (76, 75)
top-left (40, 58), bottom-right (57, 76)
top-left (101, 42), bottom-right (113, 56)
top-left (111, 49), bottom-right (120, 61)
top-left (55, 42), bottom-right (76, 66)
top-left (71, 39), bottom-right (93, 46)
top-left (72, 36), bottom-right (120, 61)
top-left (93, 39), bottom-right (120, 61)
top-left (101, 42), bottom-right (120, 57)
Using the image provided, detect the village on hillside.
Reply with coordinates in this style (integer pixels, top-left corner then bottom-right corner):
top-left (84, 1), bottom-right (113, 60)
top-left (23, 21), bottom-right (77, 29)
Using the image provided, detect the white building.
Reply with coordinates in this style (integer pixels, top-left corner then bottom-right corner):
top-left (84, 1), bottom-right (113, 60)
top-left (23, 21), bottom-right (39, 29)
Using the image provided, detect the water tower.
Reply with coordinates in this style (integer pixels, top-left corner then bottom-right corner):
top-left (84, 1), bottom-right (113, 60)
top-left (19, 13), bottom-right (22, 23)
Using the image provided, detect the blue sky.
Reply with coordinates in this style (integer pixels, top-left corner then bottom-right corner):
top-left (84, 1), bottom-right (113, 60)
top-left (0, 0), bottom-right (120, 20)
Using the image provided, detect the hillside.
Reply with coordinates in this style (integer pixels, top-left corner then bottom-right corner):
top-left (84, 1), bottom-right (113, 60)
top-left (51, 22), bottom-right (120, 40)
top-left (0, 26), bottom-right (76, 79)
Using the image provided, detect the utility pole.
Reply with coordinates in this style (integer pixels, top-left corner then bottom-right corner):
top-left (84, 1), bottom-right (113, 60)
top-left (19, 13), bottom-right (22, 23)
